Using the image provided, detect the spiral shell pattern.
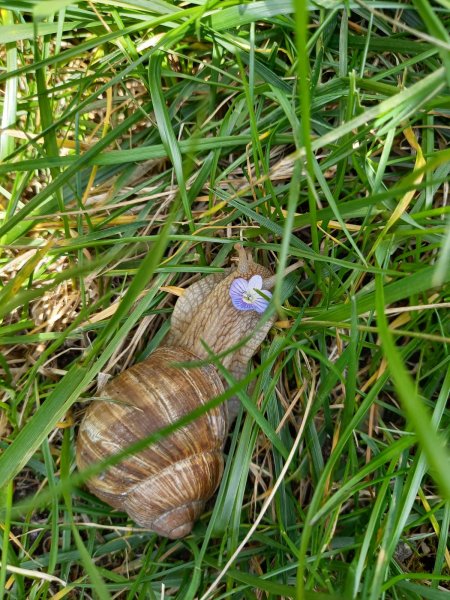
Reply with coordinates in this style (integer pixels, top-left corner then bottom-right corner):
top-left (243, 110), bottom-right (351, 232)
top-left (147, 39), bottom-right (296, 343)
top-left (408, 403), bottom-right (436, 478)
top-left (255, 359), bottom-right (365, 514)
top-left (76, 347), bottom-right (227, 539)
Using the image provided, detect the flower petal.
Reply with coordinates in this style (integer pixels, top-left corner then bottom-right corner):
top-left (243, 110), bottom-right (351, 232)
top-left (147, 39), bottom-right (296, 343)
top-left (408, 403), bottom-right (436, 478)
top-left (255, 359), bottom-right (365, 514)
top-left (230, 277), bottom-right (249, 295)
top-left (260, 288), bottom-right (272, 300)
top-left (231, 295), bottom-right (257, 311)
top-left (230, 279), bottom-right (249, 310)
top-left (252, 296), bottom-right (270, 313)
top-left (248, 274), bottom-right (263, 290)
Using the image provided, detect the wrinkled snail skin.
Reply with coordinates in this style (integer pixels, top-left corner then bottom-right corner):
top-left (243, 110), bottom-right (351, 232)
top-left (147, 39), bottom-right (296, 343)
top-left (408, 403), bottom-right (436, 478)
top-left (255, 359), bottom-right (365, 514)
top-left (76, 246), bottom-right (275, 538)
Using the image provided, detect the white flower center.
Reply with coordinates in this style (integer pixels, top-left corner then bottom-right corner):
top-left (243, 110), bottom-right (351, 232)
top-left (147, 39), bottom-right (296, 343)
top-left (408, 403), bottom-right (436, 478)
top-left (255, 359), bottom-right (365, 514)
top-left (243, 288), bottom-right (258, 304)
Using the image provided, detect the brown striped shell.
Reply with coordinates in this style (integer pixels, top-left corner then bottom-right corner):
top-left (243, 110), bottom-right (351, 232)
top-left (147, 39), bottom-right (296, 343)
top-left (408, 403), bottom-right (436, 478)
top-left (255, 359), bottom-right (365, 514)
top-left (76, 347), bottom-right (227, 539)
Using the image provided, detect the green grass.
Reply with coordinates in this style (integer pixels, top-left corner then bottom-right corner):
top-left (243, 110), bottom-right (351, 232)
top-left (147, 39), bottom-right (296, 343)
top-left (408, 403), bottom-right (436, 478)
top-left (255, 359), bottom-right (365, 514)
top-left (0, 1), bottom-right (449, 599)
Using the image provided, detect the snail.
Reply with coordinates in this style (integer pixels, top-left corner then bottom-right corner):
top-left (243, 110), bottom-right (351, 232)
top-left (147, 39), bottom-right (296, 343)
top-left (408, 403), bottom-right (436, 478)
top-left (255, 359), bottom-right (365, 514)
top-left (76, 245), bottom-right (297, 538)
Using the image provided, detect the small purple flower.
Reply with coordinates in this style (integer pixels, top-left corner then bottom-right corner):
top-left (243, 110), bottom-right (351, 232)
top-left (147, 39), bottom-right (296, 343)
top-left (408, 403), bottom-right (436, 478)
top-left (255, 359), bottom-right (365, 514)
top-left (229, 275), bottom-right (272, 314)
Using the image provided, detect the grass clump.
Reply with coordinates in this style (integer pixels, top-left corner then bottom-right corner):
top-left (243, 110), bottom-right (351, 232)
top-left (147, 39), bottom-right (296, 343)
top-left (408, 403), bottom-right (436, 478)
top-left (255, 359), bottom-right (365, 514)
top-left (0, 1), bottom-right (449, 599)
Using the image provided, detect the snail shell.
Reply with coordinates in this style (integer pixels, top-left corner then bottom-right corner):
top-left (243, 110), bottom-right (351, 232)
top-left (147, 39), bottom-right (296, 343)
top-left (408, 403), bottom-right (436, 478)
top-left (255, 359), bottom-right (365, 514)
top-left (76, 246), bottom-right (298, 538)
top-left (76, 347), bottom-right (227, 539)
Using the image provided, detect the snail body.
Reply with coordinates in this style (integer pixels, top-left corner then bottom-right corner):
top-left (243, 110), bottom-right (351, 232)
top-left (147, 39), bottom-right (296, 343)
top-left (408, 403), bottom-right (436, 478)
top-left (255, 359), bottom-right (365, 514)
top-left (76, 246), bottom-right (280, 538)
